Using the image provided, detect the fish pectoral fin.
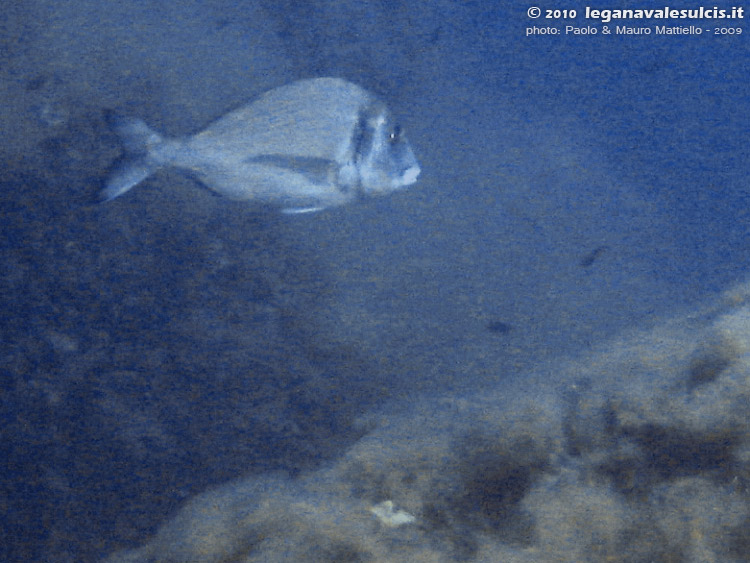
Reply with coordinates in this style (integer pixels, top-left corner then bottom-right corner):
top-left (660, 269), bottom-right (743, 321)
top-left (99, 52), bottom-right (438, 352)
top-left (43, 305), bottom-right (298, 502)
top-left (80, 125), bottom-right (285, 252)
top-left (244, 154), bottom-right (336, 185)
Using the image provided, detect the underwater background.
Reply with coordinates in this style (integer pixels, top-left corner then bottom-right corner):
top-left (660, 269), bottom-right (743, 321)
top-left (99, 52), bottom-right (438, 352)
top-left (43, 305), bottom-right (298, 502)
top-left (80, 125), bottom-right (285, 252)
top-left (2, 1), bottom-right (750, 561)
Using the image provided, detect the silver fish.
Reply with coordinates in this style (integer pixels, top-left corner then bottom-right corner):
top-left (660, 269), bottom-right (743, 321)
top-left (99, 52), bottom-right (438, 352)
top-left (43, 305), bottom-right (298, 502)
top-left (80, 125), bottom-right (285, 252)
top-left (103, 77), bottom-right (421, 213)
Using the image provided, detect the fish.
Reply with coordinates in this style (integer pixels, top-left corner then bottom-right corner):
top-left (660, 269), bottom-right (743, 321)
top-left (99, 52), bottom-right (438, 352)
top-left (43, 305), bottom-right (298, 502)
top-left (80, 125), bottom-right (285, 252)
top-left (102, 77), bottom-right (421, 214)
top-left (486, 321), bottom-right (513, 334)
top-left (579, 245), bottom-right (609, 268)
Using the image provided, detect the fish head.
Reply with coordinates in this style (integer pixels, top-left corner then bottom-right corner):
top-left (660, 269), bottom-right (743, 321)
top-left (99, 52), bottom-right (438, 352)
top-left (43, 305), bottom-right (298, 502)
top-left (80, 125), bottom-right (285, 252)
top-left (353, 102), bottom-right (421, 196)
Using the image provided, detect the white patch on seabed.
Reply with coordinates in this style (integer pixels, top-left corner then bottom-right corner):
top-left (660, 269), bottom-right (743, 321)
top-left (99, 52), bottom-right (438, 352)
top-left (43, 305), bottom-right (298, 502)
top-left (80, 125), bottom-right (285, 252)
top-left (369, 500), bottom-right (416, 527)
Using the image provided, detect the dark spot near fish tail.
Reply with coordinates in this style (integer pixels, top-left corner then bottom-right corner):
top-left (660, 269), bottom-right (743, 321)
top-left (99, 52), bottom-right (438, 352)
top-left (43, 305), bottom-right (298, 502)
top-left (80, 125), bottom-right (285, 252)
top-left (687, 342), bottom-right (735, 390)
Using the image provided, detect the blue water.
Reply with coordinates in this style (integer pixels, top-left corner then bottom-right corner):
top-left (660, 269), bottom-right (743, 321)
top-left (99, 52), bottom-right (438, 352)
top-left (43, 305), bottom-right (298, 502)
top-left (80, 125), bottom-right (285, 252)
top-left (1, 1), bottom-right (749, 560)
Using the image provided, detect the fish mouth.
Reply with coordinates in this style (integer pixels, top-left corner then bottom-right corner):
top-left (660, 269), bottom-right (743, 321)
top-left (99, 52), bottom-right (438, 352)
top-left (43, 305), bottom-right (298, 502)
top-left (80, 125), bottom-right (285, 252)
top-left (399, 165), bottom-right (421, 186)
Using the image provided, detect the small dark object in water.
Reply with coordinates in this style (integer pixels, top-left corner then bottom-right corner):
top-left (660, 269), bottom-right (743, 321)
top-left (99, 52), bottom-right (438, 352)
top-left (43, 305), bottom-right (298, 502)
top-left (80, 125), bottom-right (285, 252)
top-left (687, 344), bottom-right (733, 389)
top-left (26, 75), bottom-right (48, 91)
top-left (579, 245), bottom-right (609, 268)
top-left (487, 321), bottom-right (513, 334)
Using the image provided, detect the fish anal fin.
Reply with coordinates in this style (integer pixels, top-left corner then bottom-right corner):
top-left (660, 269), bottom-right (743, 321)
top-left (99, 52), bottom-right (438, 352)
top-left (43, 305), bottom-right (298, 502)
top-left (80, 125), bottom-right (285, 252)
top-left (281, 206), bottom-right (324, 214)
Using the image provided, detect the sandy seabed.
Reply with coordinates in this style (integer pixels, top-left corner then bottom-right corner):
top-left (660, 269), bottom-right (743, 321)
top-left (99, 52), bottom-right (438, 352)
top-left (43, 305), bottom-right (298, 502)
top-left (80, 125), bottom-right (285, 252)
top-left (105, 279), bottom-right (750, 562)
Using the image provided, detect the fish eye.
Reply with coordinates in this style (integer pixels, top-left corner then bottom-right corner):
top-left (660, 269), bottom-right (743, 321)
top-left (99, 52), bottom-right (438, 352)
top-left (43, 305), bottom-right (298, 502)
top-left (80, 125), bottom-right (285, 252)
top-left (388, 125), bottom-right (402, 144)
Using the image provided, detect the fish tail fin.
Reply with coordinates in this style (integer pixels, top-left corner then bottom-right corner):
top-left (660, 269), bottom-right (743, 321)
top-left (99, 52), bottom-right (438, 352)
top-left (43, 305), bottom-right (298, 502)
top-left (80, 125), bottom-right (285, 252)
top-left (101, 113), bottom-right (164, 201)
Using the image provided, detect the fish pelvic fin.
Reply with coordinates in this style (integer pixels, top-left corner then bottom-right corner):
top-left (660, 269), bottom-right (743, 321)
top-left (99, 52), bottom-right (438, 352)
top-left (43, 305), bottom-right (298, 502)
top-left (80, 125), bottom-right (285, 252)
top-left (101, 113), bottom-right (164, 201)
